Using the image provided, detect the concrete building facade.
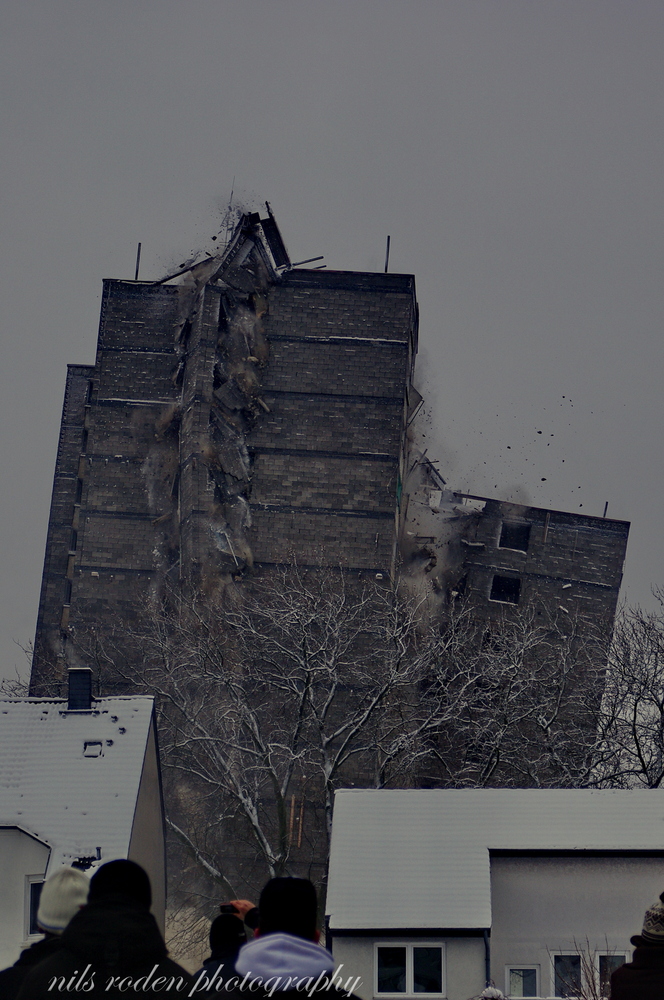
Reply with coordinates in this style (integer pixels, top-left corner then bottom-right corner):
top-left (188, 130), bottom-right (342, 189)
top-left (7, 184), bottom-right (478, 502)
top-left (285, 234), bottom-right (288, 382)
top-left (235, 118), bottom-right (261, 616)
top-left (30, 209), bottom-right (628, 703)
top-left (401, 456), bottom-right (628, 637)
top-left (31, 213), bottom-right (418, 693)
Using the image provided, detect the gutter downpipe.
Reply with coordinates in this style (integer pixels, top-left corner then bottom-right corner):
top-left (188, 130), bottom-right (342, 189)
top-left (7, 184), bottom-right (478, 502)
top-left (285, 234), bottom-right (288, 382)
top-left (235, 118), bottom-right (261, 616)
top-left (484, 929), bottom-right (490, 986)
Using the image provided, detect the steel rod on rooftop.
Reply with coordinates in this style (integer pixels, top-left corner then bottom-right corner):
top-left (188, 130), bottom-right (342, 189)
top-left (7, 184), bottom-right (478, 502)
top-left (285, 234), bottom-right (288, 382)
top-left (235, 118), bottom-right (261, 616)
top-left (384, 235), bottom-right (391, 273)
top-left (151, 256), bottom-right (217, 286)
top-left (134, 242), bottom-right (142, 281)
top-left (291, 255), bottom-right (324, 267)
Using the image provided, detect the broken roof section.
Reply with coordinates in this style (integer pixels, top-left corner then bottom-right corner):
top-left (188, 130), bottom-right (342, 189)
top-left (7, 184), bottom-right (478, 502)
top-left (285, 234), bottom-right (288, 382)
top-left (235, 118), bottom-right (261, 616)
top-left (153, 205), bottom-right (291, 289)
top-left (400, 448), bottom-right (629, 627)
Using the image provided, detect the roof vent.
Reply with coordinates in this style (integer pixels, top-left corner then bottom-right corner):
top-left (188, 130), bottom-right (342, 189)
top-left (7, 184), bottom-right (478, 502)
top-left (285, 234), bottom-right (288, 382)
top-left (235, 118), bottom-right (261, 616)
top-left (68, 667), bottom-right (93, 711)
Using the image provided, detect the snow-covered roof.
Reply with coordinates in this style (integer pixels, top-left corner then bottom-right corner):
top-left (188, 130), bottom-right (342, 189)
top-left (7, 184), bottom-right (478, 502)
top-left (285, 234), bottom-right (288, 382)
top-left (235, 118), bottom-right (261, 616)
top-left (326, 788), bottom-right (664, 932)
top-left (0, 695), bottom-right (155, 875)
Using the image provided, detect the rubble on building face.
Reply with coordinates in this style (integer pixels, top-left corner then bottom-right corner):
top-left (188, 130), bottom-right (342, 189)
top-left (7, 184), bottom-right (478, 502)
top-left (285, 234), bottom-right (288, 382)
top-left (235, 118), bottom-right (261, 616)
top-left (401, 449), bottom-right (629, 635)
top-left (30, 211), bottom-right (418, 694)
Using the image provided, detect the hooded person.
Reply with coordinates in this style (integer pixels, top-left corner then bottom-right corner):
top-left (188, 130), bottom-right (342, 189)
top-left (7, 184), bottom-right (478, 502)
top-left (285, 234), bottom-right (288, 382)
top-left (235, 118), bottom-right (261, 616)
top-left (224, 878), bottom-right (362, 1000)
top-left (15, 859), bottom-right (193, 1000)
top-left (610, 891), bottom-right (664, 999)
top-left (0, 867), bottom-right (89, 1000)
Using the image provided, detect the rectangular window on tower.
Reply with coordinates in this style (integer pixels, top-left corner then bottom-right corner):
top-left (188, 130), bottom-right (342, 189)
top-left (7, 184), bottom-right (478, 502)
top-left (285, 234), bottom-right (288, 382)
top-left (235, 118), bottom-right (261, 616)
top-left (499, 522), bottom-right (531, 552)
top-left (489, 574), bottom-right (521, 604)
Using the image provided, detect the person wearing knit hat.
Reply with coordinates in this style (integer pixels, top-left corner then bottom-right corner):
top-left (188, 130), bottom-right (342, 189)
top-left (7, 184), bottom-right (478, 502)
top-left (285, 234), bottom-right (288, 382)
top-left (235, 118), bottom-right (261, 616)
top-left (0, 867), bottom-right (89, 1000)
top-left (638, 892), bottom-right (664, 945)
top-left (15, 859), bottom-right (193, 999)
top-left (37, 867), bottom-right (90, 933)
top-left (610, 891), bottom-right (664, 999)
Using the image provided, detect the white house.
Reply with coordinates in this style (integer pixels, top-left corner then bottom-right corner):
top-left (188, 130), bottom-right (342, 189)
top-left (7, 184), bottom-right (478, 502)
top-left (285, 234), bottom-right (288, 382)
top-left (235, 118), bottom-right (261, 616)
top-left (0, 669), bottom-right (165, 968)
top-left (326, 788), bottom-right (664, 1000)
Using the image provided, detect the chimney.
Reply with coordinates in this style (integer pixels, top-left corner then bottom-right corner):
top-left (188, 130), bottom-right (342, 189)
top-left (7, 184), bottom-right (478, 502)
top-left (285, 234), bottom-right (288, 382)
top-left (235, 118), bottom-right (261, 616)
top-left (67, 667), bottom-right (93, 711)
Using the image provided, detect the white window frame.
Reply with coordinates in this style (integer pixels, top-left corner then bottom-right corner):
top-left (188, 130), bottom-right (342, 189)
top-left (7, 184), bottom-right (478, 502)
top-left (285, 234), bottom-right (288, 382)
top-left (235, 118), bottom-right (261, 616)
top-left (550, 952), bottom-right (583, 999)
top-left (374, 941), bottom-right (446, 998)
top-left (505, 965), bottom-right (539, 998)
top-left (548, 950), bottom-right (629, 998)
top-left (25, 874), bottom-right (45, 941)
top-left (596, 952), bottom-right (627, 997)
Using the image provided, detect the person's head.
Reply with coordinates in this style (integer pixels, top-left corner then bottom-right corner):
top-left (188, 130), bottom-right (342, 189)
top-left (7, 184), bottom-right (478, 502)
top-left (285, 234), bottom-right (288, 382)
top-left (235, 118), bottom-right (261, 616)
top-left (632, 891), bottom-right (664, 946)
top-left (89, 859), bottom-right (152, 910)
top-left (37, 867), bottom-right (90, 934)
top-left (258, 877), bottom-right (318, 941)
top-left (209, 914), bottom-right (247, 956)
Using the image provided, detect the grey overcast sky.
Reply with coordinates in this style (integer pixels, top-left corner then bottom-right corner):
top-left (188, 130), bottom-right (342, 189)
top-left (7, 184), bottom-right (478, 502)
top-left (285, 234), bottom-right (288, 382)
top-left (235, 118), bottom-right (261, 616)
top-left (1, 1), bottom-right (663, 680)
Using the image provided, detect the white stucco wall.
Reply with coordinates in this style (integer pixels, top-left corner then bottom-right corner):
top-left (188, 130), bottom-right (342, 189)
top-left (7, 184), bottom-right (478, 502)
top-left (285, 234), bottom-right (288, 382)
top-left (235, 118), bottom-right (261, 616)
top-left (330, 935), bottom-right (485, 1000)
top-left (0, 826), bottom-right (50, 967)
top-left (128, 718), bottom-right (166, 932)
top-left (490, 854), bottom-right (664, 997)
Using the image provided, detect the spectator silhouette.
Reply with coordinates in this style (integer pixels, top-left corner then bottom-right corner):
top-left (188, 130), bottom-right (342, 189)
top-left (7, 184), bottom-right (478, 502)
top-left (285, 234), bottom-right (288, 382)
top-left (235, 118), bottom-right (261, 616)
top-left (226, 877), bottom-right (362, 999)
top-left (194, 912), bottom-right (247, 985)
top-left (610, 891), bottom-right (664, 999)
top-left (16, 859), bottom-right (192, 999)
top-left (0, 866), bottom-right (88, 1000)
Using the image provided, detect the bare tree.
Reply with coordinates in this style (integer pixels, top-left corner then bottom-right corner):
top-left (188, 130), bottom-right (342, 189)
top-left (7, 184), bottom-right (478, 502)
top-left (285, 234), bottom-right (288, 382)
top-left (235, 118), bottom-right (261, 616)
top-left (74, 570), bottom-right (609, 897)
top-left (589, 594), bottom-right (664, 789)
top-left (417, 599), bottom-right (606, 790)
top-left (83, 569), bottom-right (471, 890)
top-left (547, 938), bottom-right (626, 1000)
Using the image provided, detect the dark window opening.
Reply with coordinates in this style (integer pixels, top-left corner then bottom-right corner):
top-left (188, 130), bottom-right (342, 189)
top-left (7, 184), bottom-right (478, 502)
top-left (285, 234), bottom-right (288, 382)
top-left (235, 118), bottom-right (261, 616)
top-left (63, 580), bottom-right (72, 604)
top-left (413, 948), bottom-right (442, 994)
top-left (508, 969), bottom-right (538, 997)
top-left (377, 948), bottom-right (407, 994)
top-left (554, 955), bottom-right (582, 998)
top-left (69, 529), bottom-right (78, 552)
top-left (75, 480), bottom-right (83, 503)
top-left (29, 881), bottom-right (43, 934)
top-left (81, 429), bottom-right (88, 453)
top-left (499, 522), bottom-right (531, 552)
top-left (490, 574), bottom-right (521, 604)
top-left (599, 956), bottom-right (625, 997)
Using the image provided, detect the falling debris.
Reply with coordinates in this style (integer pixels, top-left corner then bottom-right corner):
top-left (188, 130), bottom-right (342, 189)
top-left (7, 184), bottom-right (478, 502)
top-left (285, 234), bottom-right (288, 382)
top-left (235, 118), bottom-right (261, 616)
top-left (399, 448), bottom-right (629, 641)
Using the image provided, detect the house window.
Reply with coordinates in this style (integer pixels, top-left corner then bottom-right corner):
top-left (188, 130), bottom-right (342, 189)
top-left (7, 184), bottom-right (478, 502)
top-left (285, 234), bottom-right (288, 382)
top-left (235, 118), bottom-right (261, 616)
top-left (27, 878), bottom-right (44, 936)
top-left (553, 954), bottom-right (582, 998)
top-left (489, 574), bottom-right (521, 604)
top-left (507, 967), bottom-right (538, 997)
top-left (598, 954), bottom-right (626, 996)
top-left (375, 943), bottom-right (444, 996)
top-left (499, 522), bottom-right (531, 552)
